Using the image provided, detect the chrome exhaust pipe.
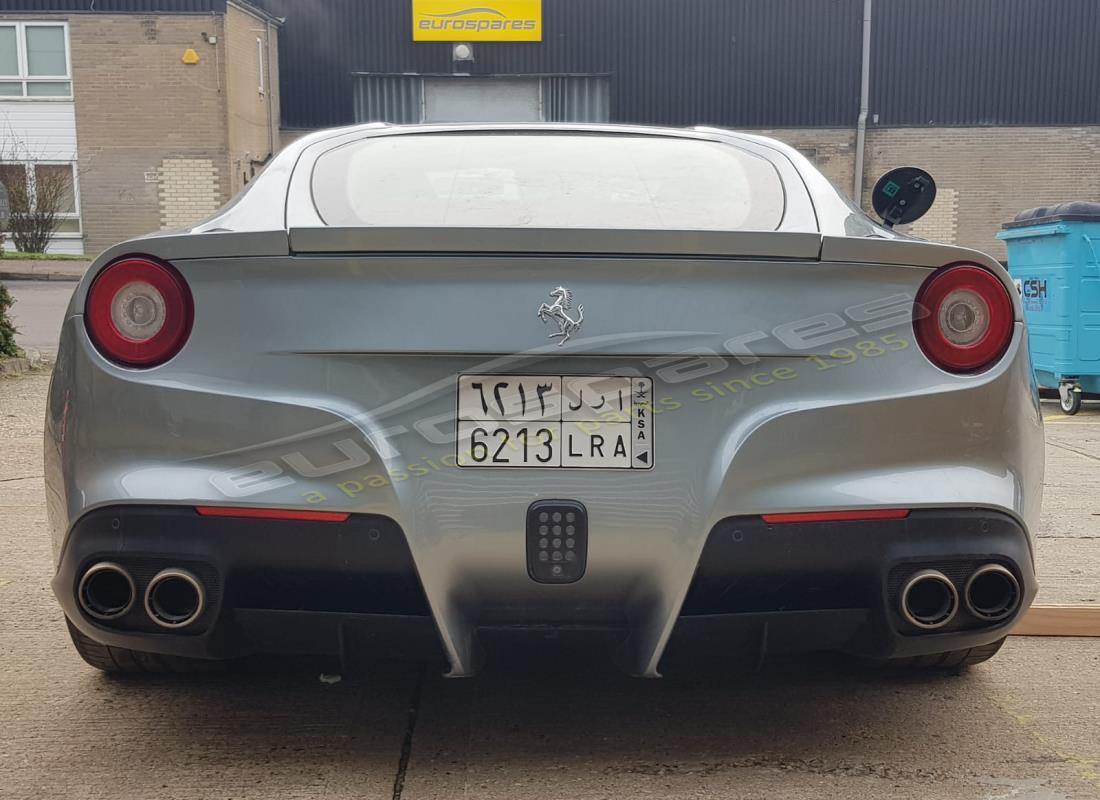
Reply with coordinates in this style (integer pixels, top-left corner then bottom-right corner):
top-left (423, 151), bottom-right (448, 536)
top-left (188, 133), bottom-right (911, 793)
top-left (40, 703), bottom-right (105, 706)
top-left (78, 562), bottom-right (136, 620)
top-left (965, 564), bottom-right (1021, 622)
top-left (899, 569), bottom-right (959, 629)
top-left (144, 568), bottom-right (206, 629)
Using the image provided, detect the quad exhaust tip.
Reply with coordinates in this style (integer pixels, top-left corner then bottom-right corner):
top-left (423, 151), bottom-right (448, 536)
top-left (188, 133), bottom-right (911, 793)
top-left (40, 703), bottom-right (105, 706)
top-left (899, 569), bottom-right (958, 629)
top-left (78, 562), bottom-right (136, 620)
top-left (965, 563), bottom-right (1021, 622)
top-left (144, 568), bottom-right (206, 629)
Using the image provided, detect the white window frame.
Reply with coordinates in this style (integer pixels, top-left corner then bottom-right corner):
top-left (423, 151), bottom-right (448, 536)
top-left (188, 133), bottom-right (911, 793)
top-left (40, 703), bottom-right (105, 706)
top-left (0, 160), bottom-right (83, 238)
top-left (0, 22), bottom-right (73, 100)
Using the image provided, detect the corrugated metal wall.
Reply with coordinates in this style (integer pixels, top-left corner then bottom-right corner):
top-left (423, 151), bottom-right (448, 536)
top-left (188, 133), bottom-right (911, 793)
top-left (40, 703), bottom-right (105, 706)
top-left (261, 0), bottom-right (862, 130)
top-left (353, 75), bottom-right (422, 124)
top-left (543, 76), bottom-right (610, 123)
top-left (871, 0), bottom-right (1100, 126)
top-left (353, 74), bottom-right (610, 124)
top-left (0, 0), bottom-right (224, 12)
top-left (23, 0), bottom-right (1096, 129)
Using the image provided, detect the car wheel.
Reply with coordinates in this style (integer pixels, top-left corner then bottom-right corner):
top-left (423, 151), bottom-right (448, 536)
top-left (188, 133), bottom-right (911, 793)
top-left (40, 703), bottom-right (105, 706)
top-left (886, 637), bottom-right (1007, 672)
top-left (1059, 389), bottom-right (1082, 415)
top-left (65, 619), bottom-right (222, 674)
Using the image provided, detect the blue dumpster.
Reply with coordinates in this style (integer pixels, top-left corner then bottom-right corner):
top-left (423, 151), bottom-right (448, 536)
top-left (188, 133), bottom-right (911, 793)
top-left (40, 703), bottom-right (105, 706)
top-left (997, 202), bottom-right (1100, 415)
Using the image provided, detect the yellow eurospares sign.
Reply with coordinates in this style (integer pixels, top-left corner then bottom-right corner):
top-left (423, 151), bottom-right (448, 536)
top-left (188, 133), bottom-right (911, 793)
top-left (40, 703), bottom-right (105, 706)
top-left (412, 0), bottom-right (542, 41)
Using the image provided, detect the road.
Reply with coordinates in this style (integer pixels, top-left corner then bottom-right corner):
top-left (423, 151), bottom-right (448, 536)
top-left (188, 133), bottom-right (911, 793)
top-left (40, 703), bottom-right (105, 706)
top-left (3, 280), bottom-right (75, 358)
top-left (2, 354), bottom-right (1099, 798)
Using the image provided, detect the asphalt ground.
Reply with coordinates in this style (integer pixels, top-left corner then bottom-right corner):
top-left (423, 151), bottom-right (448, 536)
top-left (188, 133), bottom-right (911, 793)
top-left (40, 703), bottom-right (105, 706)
top-left (2, 368), bottom-right (1099, 799)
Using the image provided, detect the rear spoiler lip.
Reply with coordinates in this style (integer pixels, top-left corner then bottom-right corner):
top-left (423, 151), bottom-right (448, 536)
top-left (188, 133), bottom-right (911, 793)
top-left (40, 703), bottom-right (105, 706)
top-left (71, 228), bottom-right (1014, 316)
top-left (821, 236), bottom-right (1022, 321)
top-left (287, 227), bottom-right (824, 260)
top-left (287, 229), bottom-right (1006, 277)
top-left (820, 236), bottom-right (1003, 270)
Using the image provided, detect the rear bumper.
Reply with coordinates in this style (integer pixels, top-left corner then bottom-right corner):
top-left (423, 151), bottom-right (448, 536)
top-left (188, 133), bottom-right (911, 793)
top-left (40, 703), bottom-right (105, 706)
top-left (46, 307), bottom-right (1045, 676)
top-left (54, 506), bottom-right (443, 663)
top-left (668, 508), bottom-right (1035, 663)
top-left (57, 506), bottom-right (1035, 672)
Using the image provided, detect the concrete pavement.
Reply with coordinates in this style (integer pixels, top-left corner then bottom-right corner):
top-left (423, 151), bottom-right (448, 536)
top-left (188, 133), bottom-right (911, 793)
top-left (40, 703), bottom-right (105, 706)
top-left (1034, 409), bottom-right (1100, 607)
top-left (2, 373), bottom-right (1099, 799)
top-left (0, 258), bottom-right (88, 282)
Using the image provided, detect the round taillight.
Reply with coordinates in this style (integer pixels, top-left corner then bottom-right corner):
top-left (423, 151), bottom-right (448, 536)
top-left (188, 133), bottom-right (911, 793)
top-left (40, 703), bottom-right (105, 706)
top-left (85, 256), bottom-right (193, 367)
top-left (913, 264), bottom-right (1014, 373)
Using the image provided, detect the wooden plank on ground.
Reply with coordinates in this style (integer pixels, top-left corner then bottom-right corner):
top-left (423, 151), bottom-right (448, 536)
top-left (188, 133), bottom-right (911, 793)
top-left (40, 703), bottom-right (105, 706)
top-left (1012, 604), bottom-right (1100, 637)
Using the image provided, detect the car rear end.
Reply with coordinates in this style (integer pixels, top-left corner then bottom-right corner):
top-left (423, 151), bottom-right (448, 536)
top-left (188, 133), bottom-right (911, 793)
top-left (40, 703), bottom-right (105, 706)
top-left (46, 125), bottom-right (1042, 676)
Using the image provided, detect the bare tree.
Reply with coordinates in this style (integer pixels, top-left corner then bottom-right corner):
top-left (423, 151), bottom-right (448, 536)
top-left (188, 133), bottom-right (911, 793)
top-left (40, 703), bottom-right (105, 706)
top-left (0, 165), bottom-right (70, 253)
top-left (0, 162), bottom-right (7, 259)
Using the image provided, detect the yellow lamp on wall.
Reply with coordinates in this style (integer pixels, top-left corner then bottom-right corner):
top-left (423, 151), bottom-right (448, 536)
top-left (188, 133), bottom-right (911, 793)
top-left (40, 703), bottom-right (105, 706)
top-left (182, 48), bottom-right (200, 65)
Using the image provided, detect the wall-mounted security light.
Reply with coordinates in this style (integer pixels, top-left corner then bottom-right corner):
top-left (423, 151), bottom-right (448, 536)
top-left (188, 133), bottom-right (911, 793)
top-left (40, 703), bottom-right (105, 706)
top-left (452, 43), bottom-right (474, 62)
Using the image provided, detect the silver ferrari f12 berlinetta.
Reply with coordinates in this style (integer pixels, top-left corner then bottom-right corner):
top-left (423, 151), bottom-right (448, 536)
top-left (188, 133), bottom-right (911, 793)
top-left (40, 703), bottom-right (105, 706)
top-left (46, 124), bottom-right (1042, 677)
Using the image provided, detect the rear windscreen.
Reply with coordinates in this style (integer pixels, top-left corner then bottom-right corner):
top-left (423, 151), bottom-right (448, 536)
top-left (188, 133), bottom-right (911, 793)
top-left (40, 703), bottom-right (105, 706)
top-left (311, 134), bottom-right (786, 231)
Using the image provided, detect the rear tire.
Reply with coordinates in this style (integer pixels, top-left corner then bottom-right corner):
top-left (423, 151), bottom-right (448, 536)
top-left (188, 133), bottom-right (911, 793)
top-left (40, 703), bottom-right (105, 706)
top-left (66, 619), bottom-right (222, 674)
top-left (886, 637), bottom-right (1006, 672)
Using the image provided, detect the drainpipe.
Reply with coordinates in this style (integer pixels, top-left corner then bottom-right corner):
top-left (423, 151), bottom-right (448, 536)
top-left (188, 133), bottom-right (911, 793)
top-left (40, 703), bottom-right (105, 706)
top-left (265, 19), bottom-right (276, 158)
top-left (852, 0), bottom-right (873, 206)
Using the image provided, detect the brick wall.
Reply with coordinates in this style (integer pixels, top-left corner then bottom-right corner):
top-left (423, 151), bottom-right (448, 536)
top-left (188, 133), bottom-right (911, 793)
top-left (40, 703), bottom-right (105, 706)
top-left (69, 14), bottom-right (230, 253)
top-left (752, 127), bottom-right (1100, 260)
top-left (157, 157), bottom-right (220, 229)
top-left (224, 3), bottom-right (280, 196)
top-left (902, 188), bottom-right (959, 245)
top-left (752, 128), bottom-right (858, 196)
top-left (861, 127), bottom-right (1100, 261)
top-left (745, 127), bottom-right (1100, 260)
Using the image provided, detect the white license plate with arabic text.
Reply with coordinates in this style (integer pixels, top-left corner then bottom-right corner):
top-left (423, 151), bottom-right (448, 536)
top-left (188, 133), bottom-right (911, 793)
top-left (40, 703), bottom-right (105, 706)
top-left (456, 374), bottom-right (654, 469)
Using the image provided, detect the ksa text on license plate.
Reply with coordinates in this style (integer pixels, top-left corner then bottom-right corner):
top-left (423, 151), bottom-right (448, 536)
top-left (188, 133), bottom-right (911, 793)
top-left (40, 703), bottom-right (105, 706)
top-left (456, 374), bottom-right (654, 469)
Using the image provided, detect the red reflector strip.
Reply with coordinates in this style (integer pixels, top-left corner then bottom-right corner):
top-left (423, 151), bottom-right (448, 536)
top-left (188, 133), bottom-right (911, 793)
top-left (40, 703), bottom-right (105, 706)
top-left (195, 506), bottom-right (350, 522)
top-left (761, 509), bottom-right (911, 524)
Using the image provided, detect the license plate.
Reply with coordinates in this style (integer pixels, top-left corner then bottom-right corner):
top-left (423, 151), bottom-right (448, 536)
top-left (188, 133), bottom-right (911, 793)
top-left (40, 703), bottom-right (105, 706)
top-left (456, 374), bottom-right (654, 469)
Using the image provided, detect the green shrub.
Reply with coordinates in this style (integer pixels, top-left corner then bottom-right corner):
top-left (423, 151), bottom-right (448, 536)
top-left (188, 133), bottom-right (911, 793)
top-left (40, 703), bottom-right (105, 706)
top-left (0, 281), bottom-right (21, 357)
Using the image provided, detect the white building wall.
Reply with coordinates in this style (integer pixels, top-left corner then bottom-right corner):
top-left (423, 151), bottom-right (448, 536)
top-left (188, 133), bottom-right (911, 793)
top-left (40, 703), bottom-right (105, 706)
top-left (0, 101), bottom-right (78, 160)
top-left (0, 100), bottom-right (81, 253)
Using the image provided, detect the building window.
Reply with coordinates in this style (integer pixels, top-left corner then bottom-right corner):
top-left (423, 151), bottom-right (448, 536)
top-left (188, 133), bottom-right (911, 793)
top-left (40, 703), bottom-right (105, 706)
top-left (0, 161), bottom-right (81, 235)
top-left (0, 22), bottom-right (72, 99)
top-left (256, 37), bottom-right (265, 96)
